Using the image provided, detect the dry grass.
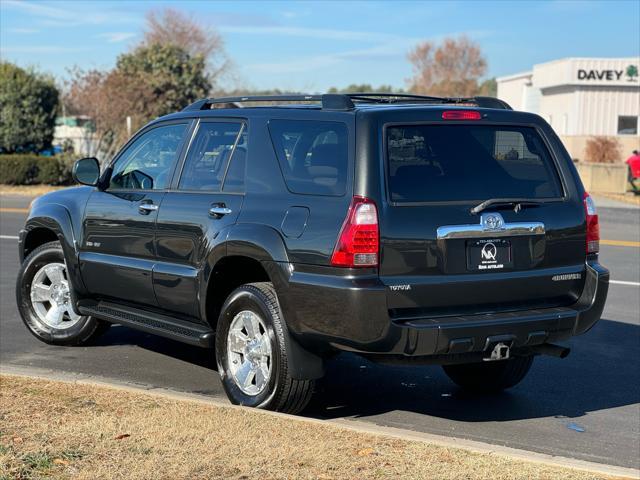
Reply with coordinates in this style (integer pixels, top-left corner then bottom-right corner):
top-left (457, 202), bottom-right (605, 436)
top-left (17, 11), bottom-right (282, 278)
top-left (0, 375), bottom-right (624, 480)
top-left (0, 185), bottom-right (68, 196)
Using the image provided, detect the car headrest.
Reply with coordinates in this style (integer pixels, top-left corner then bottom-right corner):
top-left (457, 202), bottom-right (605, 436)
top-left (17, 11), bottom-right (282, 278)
top-left (309, 143), bottom-right (343, 168)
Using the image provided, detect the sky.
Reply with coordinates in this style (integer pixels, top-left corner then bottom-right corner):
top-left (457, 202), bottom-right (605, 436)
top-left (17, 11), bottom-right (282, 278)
top-left (1, 0), bottom-right (639, 92)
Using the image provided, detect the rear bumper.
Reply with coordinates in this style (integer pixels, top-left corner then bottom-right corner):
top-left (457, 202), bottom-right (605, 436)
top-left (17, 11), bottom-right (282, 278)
top-left (283, 261), bottom-right (609, 358)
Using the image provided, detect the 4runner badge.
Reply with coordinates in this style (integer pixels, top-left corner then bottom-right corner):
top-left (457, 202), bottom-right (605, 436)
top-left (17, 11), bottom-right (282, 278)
top-left (552, 273), bottom-right (582, 282)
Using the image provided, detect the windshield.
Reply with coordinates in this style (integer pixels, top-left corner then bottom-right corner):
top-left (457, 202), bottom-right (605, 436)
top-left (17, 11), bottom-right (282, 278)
top-left (386, 124), bottom-right (563, 203)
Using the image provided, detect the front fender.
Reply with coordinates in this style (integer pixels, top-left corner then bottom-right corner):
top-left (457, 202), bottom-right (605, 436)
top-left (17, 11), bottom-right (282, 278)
top-left (21, 202), bottom-right (88, 300)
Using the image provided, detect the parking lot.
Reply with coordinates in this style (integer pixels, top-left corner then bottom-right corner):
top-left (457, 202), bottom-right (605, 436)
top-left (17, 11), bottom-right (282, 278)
top-left (1, 194), bottom-right (638, 469)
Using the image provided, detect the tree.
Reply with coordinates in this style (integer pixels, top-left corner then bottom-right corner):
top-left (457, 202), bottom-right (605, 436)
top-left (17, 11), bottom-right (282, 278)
top-left (327, 84), bottom-right (401, 94)
top-left (407, 35), bottom-right (487, 97)
top-left (143, 8), bottom-right (228, 87)
top-left (0, 62), bottom-right (59, 153)
top-left (66, 44), bottom-right (210, 161)
top-left (478, 78), bottom-right (497, 97)
top-left (117, 43), bottom-right (210, 119)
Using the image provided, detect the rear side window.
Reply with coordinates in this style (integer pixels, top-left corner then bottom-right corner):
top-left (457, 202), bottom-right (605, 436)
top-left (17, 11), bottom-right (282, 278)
top-left (386, 125), bottom-right (563, 203)
top-left (269, 119), bottom-right (348, 196)
top-left (179, 122), bottom-right (243, 191)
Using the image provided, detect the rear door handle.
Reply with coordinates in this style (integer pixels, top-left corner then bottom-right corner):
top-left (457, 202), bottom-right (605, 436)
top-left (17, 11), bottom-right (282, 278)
top-left (138, 203), bottom-right (159, 214)
top-left (209, 205), bottom-right (232, 218)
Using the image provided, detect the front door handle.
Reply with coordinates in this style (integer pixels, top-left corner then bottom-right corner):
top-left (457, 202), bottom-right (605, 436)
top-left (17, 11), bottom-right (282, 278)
top-left (209, 204), bottom-right (232, 218)
top-left (138, 203), bottom-right (159, 214)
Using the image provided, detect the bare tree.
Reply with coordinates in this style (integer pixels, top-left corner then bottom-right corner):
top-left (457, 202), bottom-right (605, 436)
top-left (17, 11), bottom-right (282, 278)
top-left (407, 35), bottom-right (487, 97)
top-left (143, 8), bottom-right (228, 87)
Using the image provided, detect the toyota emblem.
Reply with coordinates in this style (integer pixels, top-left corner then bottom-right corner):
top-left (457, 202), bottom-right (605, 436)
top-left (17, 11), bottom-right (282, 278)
top-left (482, 213), bottom-right (505, 231)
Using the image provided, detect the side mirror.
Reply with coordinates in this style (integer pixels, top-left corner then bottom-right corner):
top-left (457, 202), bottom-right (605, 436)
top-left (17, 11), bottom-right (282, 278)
top-left (72, 157), bottom-right (100, 186)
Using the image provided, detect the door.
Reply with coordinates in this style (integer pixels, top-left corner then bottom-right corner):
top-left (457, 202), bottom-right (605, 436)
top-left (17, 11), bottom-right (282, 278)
top-left (379, 122), bottom-right (586, 319)
top-left (154, 120), bottom-right (247, 318)
top-left (80, 121), bottom-right (190, 306)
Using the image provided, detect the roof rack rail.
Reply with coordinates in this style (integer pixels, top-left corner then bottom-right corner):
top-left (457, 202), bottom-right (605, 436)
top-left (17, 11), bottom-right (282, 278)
top-left (182, 94), bottom-right (355, 111)
top-left (182, 93), bottom-right (512, 112)
top-left (346, 92), bottom-right (512, 110)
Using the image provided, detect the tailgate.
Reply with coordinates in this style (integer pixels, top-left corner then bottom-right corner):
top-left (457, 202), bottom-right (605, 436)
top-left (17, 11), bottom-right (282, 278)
top-left (379, 122), bottom-right (586, 319)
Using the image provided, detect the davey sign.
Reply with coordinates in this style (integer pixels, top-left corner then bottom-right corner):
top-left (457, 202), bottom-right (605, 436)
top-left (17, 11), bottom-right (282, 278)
top-left (577, 65), bottom-right (639, 82)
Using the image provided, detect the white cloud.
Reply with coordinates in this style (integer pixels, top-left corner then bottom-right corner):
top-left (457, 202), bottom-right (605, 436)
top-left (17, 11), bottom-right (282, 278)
top-left (280, 10), bottom-right (310, 20)
top-left (243, 30), bottom-right (494, 75)
top-left (218, 25), bottom-right (407, 43)
top-left (96, 32), bottom-right (136, 43)
top-left (3, 0), bottom-right (137, 26)
top-left (7, 27), bottom-right (40, 34)
top-left (244, 42), bottom-right (412, 75)
top-left (3, 0), bottom-right (70, 20)
top-left (1, 45), bottom-right (90, 53)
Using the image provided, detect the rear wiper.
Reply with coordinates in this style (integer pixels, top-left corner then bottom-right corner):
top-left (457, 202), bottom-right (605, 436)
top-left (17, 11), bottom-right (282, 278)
top-left (470, 198), bottom-right (541, 215)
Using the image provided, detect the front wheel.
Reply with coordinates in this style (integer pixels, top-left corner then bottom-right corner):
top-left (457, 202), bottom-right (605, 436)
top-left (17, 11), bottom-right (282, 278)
top-left (16, 241), bottom-right (110, 346)
top-left (442, 356), bottom-right (534, 393)
top-left (215, 282), bottom-right (314, 414)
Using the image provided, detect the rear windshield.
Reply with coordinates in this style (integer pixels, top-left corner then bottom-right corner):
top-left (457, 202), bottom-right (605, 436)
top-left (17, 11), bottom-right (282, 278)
top-left (386, 125), bottom-right (563, 203)
top-left (269, 119), bottom-right (348, 196)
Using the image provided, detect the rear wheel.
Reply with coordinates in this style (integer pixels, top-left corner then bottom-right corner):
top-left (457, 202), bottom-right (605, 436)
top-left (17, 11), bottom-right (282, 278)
top-left (442, 356), bottom-right (534, 393)
top-left (16, 241), bottom-right (110, 346)
top-left (215, 282), bottom-right (314, 414)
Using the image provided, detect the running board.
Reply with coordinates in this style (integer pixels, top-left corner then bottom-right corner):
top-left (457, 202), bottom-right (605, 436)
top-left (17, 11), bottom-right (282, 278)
top-left (78, 301), bottom-right (214, 347)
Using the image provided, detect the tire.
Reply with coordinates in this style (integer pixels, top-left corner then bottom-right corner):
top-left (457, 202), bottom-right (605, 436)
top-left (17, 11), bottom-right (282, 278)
top-left (215, 282), bottom-right (314, 414)
top-left (442, 356), bottom-right (534, 393)
top-left (16, 241), bottom-right (110, 346)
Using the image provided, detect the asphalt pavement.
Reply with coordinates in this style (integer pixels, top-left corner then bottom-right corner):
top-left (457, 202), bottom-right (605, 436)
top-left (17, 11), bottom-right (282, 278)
top-left (1, 194), bottom-right (638, 469)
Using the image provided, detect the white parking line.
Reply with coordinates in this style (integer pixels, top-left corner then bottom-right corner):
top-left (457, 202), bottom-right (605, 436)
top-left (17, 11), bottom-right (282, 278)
top-left (610, 280), bottom-right (640, 287)
top-left (0, 235), bottom-right (18, 240)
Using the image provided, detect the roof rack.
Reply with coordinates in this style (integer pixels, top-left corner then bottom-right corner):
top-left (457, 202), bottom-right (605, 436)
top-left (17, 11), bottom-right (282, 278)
top-left (346, 93), bottom-right (512, 110)
top-left (183, 94), bottom-right (355, 111)
top-left (182, 93), bottom-right (512, 112)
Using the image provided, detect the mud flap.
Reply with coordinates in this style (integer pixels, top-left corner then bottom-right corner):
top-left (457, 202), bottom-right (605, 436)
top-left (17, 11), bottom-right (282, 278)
top-left (281, 326), bottom-right (325, 380)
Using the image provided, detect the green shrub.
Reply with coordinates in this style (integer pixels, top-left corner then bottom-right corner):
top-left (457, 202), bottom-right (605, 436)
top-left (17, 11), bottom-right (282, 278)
top-left (0, 154), bottom-right (74, 185)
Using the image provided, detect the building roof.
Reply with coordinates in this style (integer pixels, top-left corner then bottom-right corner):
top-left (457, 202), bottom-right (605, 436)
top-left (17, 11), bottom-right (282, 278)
top-left (496, 71), bottom-right (533, 83)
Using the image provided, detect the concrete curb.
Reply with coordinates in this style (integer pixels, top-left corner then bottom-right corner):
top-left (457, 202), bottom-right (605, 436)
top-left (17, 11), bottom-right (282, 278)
top-left (2, 365), bottom-right (638, 479)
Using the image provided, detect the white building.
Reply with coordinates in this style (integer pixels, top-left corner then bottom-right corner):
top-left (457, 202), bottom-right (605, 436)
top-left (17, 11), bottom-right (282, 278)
top-left (53, 116), bottom-right (98, 156)
top-left (497, 57), bottom-right (640, 160)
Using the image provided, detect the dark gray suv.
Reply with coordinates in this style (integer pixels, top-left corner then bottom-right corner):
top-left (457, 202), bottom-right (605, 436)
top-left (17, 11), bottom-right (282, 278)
top-left (16, 93), bottom-right (609, 413)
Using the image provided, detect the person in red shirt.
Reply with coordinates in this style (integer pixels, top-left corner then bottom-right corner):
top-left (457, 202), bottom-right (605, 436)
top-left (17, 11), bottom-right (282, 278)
top-left (627, 150), bottom-right (640, 193)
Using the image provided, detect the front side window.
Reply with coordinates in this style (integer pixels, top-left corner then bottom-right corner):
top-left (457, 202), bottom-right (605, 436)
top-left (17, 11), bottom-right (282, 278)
top-left (386, 125), bottom-right (563, 203)
top-left (268, 119), bottom-right (348, 196)
top-left (179, 122), bottom-right (243, 191)
top-left (109, 123), bottom-right (187, 190)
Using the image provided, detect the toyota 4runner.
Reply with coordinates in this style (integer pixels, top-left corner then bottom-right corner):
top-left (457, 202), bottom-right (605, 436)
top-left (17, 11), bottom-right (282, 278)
top-left (16, 93), bottom-right (609, 413)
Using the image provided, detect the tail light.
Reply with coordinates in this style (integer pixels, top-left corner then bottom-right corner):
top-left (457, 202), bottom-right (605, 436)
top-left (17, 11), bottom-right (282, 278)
top-left (442, 110), bottom-right (482, 120)
top-left (583, 192), bottom-right (599, 254)
top-left (331, 196), bottom-right (379, 267)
